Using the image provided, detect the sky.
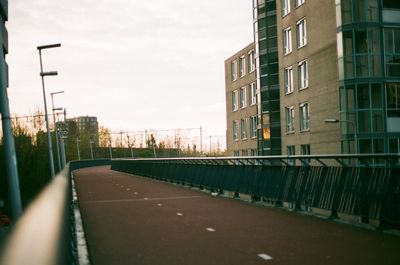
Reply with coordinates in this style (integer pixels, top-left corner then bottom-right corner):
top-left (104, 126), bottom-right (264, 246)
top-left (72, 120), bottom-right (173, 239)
top-left (7, 0), bottom-right (254, 137)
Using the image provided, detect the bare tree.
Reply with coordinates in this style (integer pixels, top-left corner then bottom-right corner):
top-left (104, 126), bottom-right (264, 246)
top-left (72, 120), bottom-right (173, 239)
top-left (98, 126), bottom-right (112, 147)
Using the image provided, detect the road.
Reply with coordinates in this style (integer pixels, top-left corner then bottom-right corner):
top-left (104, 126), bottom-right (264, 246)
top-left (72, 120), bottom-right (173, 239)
top-left (73, 166), bottom-right (400, 265)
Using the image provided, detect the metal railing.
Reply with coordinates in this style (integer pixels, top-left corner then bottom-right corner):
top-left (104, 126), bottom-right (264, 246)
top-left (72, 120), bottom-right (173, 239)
top-left (111, 154), bottom-right (400, 228)
top-left (0, 154), bottom-right (398, 264)
top-left (0, 159), bottom-right (110, 265)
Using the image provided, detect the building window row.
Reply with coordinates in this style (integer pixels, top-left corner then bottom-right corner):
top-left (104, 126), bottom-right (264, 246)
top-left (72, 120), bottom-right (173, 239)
top-left (284, 60), bottom-right (308, 94)
top-left (233, 149), bottom-right (258, 157)
top-left (231, 50), bottom-right (256, 81)
top-left (282, 18), bottom-right (307, 54)
top-left (233, 116), bottom-right (258, 141)
top-left (282, 0), bottom-right (306, 17)
top-left (287, 144), bottom-right (310, 164)
top-left (285, 102), bottom-right (310, 133)
top-left (232, 82), bottom-right (257, 111)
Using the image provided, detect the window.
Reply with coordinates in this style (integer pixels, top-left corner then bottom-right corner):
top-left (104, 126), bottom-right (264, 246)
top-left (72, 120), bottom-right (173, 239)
top-left (283, 27), bottom-right (292, 55)
top-left (241, 118), bottom-right (247, 139)
top-left (250, 116), bottom-right (257, 138)
top-left (284, 66), bottom-right (293, 94)
top-left (249, 82), bottom-right (257, 105)
top-left (301, 144), bottom-right (311, 163)
top-left (386, 82), bottom-right (400, 117)
top-left (299, 102), bottom-right (310, 131)
top-left (384, 28), bottom-right (400, 77)
top-left (298, 60), bottom-right (308, 89)
top-left (239, 56), bottom-right (246, 77)
top-left (233, 150), bottom-right (240, 157)
top-left (233, 120), bottom-right (239, 141)
top-left (248, 50), bottom-right (255, 73)
top-left (301, 144), bottom-right (310, 155)
top-left (285, 106), bottom-right (295, 133)
top-left (240, 87), bottom-right (247, 108)
top-left (296, 18), bottom-right (307, 48)
top-left (232, 90), bottom-right (238, 111)
top-left (231, 60), bottom-right (238, 81)
top-left (296, 0), bottom-right (305, 8)
top-left (242, 150), bottom-right (249, 156)
top-left (251, 149), bottom-right (258, 156)
top-left (287, 145), bottom-right (296, 165)
top-left (282, 0), bottom-right (291, 16)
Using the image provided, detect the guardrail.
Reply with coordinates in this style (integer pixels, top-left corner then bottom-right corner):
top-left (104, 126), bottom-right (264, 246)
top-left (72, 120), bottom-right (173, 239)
top-left (0, 159), bottom-right (110, 265)
top-left (111, 154), bottom-right (400, 229)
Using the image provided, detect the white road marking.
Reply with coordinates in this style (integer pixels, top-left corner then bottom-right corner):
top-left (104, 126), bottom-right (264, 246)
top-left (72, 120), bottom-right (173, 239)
top-left (144, 197), bottom-right (149, 200)
top-left (176, 213), bottom-right (183, 216)
top-left (258, 253), bottom-right (273, 261)
top-left (126, 188), bottom-right (131, 191)
top-left (206, 227), bottom-right (215, 232)
top-left (134, 192), bottom-right (138, 195)
top-left (81, 195), bottom-right (204, 204)
top-left (157, 203), bottom-right (162, 207)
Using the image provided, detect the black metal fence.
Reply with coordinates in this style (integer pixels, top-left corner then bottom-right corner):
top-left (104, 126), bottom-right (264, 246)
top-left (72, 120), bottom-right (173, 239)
top-left (111, 154), bottom-right (400, 229)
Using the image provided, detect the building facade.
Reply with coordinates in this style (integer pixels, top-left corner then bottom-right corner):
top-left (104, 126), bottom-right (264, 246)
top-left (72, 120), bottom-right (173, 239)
top-left (226, 0), bottom-right (400, 156)
top-left (66, 116), bottom-right (99, 145)
top-left (276, 0), bottom-right (341, 155)
top-left (225, 43), bottom-right (258, 156)
top-left (336, 0), bottom-right (400, 154)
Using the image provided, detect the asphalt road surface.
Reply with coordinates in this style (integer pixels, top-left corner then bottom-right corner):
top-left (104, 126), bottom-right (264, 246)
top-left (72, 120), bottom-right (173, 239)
top-left (73, 166), bottom-right (400, 265)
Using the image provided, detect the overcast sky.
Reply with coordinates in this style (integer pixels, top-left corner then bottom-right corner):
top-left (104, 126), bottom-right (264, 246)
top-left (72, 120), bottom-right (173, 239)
top-left (7, 0), bottom-right (253, 136)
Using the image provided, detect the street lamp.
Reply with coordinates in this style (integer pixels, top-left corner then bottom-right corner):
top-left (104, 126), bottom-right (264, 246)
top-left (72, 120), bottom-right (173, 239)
top-left (50, 90), bottom-right (64, 172)
top-left (89, 134), bottom-right (95, 160)
top-left (76, 138), bottom-right (81, 160)
top-left (37, 43), bottom-right (61, 177)
top-left (324, 118), bottom-right (358, 154)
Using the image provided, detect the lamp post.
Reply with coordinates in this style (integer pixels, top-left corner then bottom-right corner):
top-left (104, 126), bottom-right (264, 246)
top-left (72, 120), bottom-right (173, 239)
top-left (76, 138), bottom-right (81, 160)
top-left (324, 118), bottom-right (358, 154)
top-left (50, 90), bottom-right (64, 172)
top-left (89, 134), bottom-right (94, 160)
top-left (109, 139), bottom-right (113, 159)
top-left (37, 43), bottom-right (61, 177)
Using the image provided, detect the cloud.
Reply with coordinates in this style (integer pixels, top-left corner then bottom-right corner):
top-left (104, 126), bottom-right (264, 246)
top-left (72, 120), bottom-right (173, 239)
top-left (7, 0), bottom-right (253, 135)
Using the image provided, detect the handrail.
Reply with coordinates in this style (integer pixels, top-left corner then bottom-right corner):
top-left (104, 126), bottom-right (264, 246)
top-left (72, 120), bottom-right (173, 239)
top-left (0, 167), bottom-right (70, 265)
top-left (111, 154), bottom-right (400, 228)
top-left (0, 159), bottom-right (111, 265)
top-left (114, 153), bottom-right (400, 167)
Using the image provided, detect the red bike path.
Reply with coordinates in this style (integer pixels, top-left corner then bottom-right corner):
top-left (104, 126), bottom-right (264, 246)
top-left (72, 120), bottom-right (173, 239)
top-left (73, 166), bottom-right (400, 265)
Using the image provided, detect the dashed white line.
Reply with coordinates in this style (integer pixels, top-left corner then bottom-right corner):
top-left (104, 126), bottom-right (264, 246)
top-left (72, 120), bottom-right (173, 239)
top-left (206, 227), bottom-right (216, 232)
top-left (176, 213), bottom-right (183, 216)
top-left (81, 195), bottom-right (204, 204)
top-left (143, 197), bottom-right (149, 200)
top-left (134, 192), bottom-right (138, 195)
top-left (126, 188), bottom-right (131, 191)
top-left (258, 253), bottom-right (273, 261)
top-left (157, 203), bottom-right (162, 207)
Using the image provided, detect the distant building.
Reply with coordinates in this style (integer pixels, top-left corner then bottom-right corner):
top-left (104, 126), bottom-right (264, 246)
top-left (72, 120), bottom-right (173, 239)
top-left (66, 116), bottom-right (99, 145)
top-left (225, 43), bottom-right (258, 156)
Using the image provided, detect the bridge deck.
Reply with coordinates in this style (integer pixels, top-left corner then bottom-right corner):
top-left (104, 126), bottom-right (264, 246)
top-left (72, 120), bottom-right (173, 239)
top-left (73, 166), bottom-right (400, 265)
